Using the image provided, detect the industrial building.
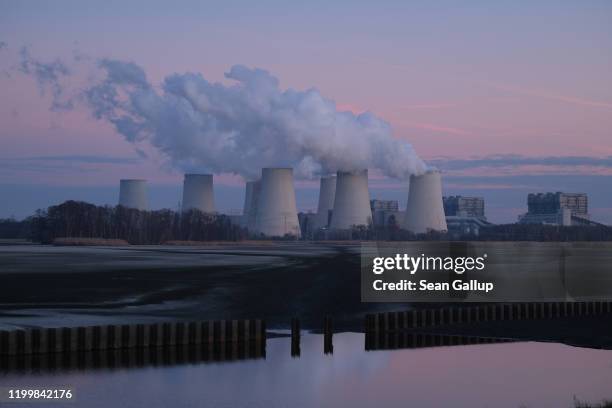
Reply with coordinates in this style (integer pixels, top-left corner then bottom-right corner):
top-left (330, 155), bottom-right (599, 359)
top-left (298, 211), bottom-right (318, 238)
top-left (402, 170), bottom-right (447, 234)
top-left (181, 174), bottom-right (215, 213)
top-left (443, 195), bottom-right (489, 237)
top-left (370, 199), bottom-right (403, 227)
top-left (528, 192), bottom-right (587, 216)
top-left (443, 196), bottom-right (485, 219)
top-left (445, 216), bottom-right (492, 238)
top-left (518, 192), bottom-right (596, 226)
top-left (118, 179), bottom-right (148, 210)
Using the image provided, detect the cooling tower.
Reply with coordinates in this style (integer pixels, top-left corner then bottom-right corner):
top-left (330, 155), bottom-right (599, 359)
top-left (330, 169), bottom-right (372, 229)
top-left (313, 175), bottom-right (336, 229)
top-left (182, 174), bottom-right (215, 213)
top-left (118, 179), bottom-right (148, 210)
top-left (402, 170), bottom-right (447, 233)
top-left (255, 168), bottom-right (301, 237)
top-left (242, 180), bottom-right (261, 231)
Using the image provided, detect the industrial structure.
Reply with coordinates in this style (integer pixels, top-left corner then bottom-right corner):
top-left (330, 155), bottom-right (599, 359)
top-left (443, 196), bottom-right (485, 219)
top-left (329, 169), bottom-right (372, 230)
top-left (370, 199), bottom-right (402, 227)
top-left (443, 195), bottom-right (489, 237)
top-left (402, 170), bottom-right (447, 234)
top-left (313, 176), bottom-right (336, 229)
top-left (181, 174), bottom-right (215, 213)
top-left (518, 192), bottom-right (596, 226)
top-left (254, 168), bottom-right (301, 237)
top-left (242, 180), bottom-right (261, 231)
top-left (297, 211), bottom-right (317, 238)
top-left (118, 179), bottom-right (148, 210)
top-left (445, 216), bottom-right (492, 237)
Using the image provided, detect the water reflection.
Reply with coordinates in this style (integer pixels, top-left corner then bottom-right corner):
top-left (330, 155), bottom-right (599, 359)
top-left (1, 340), bottom-right (265, 373)
top-left (1, 334), bottom-right (612, 408)
top-left (365, 331), bottom-right (514, 351)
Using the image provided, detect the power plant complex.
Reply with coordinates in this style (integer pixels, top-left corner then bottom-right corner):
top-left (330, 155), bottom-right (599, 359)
top-left (112, 164), bottom-right (603, 239)
top-left (116, 167), bottom-right (451, 238)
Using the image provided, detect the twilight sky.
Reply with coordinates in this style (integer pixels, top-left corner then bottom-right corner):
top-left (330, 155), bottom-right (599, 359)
top-left (1, 0), bottom-right (611, 223)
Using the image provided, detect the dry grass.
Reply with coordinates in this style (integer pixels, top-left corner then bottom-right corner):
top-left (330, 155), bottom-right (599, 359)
top-left (52, 237), bottom-right (130, 246)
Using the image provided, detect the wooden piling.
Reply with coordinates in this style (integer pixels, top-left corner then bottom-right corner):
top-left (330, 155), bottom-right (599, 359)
top-left (323, 316), bottom-right (333, 355)
top-left (291, 317), bottom-right (300, 357)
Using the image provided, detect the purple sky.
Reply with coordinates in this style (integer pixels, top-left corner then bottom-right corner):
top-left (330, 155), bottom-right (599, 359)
top-left (1, 1), bottom-right (611, 223)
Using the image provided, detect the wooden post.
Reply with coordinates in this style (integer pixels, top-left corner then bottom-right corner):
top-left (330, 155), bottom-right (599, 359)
top-left (291, 317), bottom-right (300, 357)
top-left (323, 316), bottom-right (333, 355)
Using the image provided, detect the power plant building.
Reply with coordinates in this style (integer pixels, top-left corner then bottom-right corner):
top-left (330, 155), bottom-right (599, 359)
top-left (370, 199), bottom-right (402, 227)
top-left (254, 168), bottom-right (301, 238)
top-left (182, 174), bottom-right (215, 213)
top-left (118, 179), bottom-right (148, 210)
top-left (443, 196), bottom-right (485, 219)
top-left (518, 192), bottom-right (595, 226)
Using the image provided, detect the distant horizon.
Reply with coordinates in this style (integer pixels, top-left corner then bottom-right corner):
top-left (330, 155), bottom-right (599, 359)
top-left (1, 173), bottom-right (611, 225)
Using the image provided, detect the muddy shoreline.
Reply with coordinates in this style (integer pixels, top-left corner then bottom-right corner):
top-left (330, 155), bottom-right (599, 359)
top-left (1, 243), bottom-right (611, 349)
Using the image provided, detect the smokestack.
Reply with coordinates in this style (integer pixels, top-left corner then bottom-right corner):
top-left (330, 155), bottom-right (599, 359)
top-left (255, 168), bottom-right (301, 237)
top-left (182, 174), bottom-right (215, 213)
top-left (314, 176), bottom-right (336, 229)
top-left (118, 179), bottom-right (148, 210)
top-left (402, 170), bottom-right (447, 233)
top-left (242, 180), bottom-right (261, 231)
top-left (330, 169), bottom-right (372, 229)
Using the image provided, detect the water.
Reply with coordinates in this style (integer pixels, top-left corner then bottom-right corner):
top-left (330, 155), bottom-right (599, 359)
top-left (2, 333), bottom-right (612, 407)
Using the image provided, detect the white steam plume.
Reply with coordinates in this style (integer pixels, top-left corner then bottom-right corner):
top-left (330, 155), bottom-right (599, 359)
top-left (20, 52), bottom-right (428, 179)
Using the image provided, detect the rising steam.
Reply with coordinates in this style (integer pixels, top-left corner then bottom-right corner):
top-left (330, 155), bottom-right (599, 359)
top-left (19, 50), bottom-right (427, 180)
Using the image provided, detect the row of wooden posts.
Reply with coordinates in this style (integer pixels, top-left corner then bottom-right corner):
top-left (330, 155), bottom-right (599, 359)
top-left (0, 317), bottom-right (332, 371)
top-left (365, 301), bottom-right (612, 333)
top-left (2, 302), bottom-right (608, 357)
top-left (1, 340), bottom-right (266, 372)
top-left (0, 319), bottom-right (265, 356)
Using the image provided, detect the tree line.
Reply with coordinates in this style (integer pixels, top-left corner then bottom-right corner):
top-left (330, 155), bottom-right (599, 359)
top-left (0, 200), bottom-right (247, 244)
top-left (2, 200), bottom-right (611, 243)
